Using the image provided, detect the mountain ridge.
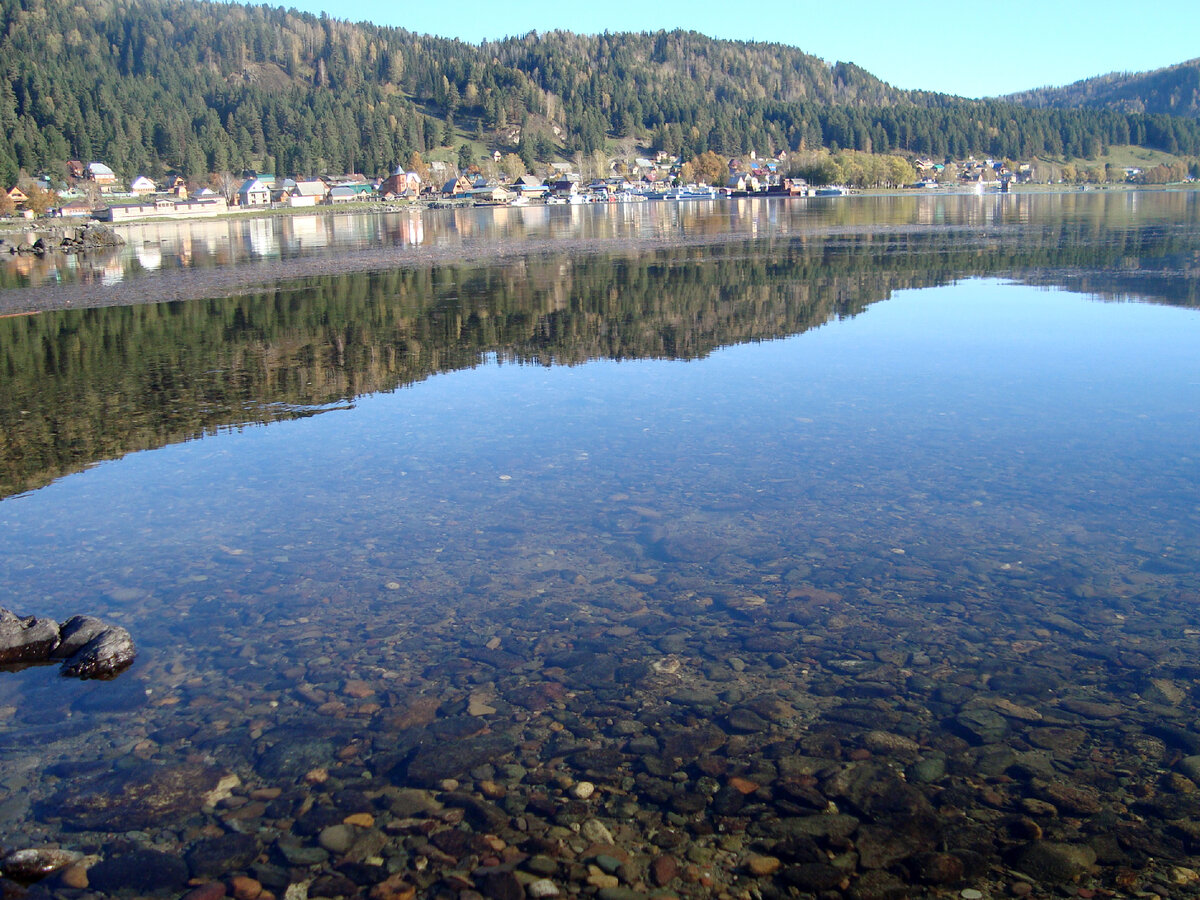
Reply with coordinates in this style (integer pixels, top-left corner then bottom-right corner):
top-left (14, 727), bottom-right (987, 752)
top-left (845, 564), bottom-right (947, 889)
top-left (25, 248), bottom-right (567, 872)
top-left (1, 0), bottom-right (1198, 185)
top-left (1004, 58), bottom-right (1200, 119)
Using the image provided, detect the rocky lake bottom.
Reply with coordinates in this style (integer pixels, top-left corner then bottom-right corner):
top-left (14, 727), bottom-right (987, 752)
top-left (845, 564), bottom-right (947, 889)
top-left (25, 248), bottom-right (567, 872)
top-left (1, 194), bottom-right (1199, 900)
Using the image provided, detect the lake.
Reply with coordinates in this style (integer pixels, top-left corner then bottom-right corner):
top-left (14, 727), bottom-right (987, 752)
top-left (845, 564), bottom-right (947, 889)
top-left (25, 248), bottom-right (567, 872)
top-left (1, 191), bottom-right (1199, 899)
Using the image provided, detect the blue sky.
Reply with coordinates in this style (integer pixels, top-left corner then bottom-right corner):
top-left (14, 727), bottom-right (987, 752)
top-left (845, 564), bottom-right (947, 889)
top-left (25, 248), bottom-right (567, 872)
top-left (269, 0), bottom-right (1196, 99)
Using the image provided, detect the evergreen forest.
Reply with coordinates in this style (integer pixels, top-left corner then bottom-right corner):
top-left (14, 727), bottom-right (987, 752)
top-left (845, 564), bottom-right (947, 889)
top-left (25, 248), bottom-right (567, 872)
top-left (1006, 59), bottom-right (1200, 120)
top-left (3, 0), bottom-right (1200, 185)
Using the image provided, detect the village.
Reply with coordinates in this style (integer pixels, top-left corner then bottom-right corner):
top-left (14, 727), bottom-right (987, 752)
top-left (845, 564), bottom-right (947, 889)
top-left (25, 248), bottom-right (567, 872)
top-left (0, 151), bottom-right (1168, 225)
top-left (0, 152), bottom-right (795, 223)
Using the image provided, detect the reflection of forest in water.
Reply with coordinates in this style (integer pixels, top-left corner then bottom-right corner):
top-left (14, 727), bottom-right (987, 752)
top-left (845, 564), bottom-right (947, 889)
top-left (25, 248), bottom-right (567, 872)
top-left (2, 189), bottom-right (1196, 292)
top-left (1, 219), bottom-right (1199, 499)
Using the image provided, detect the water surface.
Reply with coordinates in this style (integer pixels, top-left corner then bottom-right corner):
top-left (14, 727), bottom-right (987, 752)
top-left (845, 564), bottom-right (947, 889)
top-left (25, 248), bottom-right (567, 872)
top-left (1, 192), bottom-right (1199, 899)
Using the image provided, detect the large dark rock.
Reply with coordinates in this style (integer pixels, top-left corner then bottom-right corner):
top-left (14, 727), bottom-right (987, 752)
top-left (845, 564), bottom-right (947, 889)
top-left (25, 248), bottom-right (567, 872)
top-left (442, 793), bottom-right (507, 831)
top-left (953, 707), bottom-right (1009, 744)
top-left (1010, 841), bottom-right (1097, 884)
top-left (77, 223), bottom-right (124, 248)
top-left (87, 849), bottom-right (190, 893)
top-left (56, 223), bottom-right (125, 254)
top-left (476, 868), bottom-right (524, 900)
top-left (257, 732), bottom-right (338, 781)
top-left (309, 872), bottom-right (358, 897)
top-left (0, 610), bottom-right (59, 665)
top-left (822, 762), bottom-right (935, 824)
top-left (782, 862), bottom-right (845, 892)
top-left (1, 848), bottom-right (82, 882)
top-left (186, 832), bottom-right (261, 879)
top-left (45, 763), bottom-right (230, 830)
top-left (848, 869), bottom-right (911, 900)
top-left (856, 823), bottom-right (924, 869)
top-left (0, 609), bottom-right (136, 679)
top-left (49, 616), bottom-right (108, 659)
top-left (58, 626), bottom-right (135, 679)
top-left (403, 734), bottom-right (514, 787)
top-left (909, 851), bottom-right (965, 884)
top-left (760, 813), bottom-right (860, 841)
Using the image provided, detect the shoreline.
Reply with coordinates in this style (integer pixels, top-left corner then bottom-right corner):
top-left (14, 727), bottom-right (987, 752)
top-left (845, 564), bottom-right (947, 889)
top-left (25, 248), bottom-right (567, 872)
top-left (0, 228), bottom-right (764, 316)
top-left (1, 181), bottom-right (1190, 239)
top-left (0, 221), bottom-right (1007, 318)
top-left (1, 186), bottom-right (1194, 317)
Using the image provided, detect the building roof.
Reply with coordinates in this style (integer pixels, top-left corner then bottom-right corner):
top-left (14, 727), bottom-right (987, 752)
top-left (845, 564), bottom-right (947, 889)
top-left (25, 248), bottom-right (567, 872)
top-left (292, 180), bottom-right (327, 197)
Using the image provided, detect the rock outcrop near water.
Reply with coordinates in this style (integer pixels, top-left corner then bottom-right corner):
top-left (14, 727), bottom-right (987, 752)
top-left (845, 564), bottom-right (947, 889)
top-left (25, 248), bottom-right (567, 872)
top-left (0, 609), bottom-right (135, 679)
top-left (4, 223), bottom-right (124, 256)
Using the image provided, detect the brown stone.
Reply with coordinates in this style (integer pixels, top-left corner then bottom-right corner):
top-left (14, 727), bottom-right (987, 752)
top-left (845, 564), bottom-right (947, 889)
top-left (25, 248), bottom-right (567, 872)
top-left (223, 801), bottom-right (268, 821)
top-left (369, 874), bottom-right (416, 900)
top-left (910, 852), bottom-right (964, 884)
top-left (729, 777), bottom-right (759, 795)
top-left (229, 875), bottom-right (262, 900)
top-left (181, 885), bottom-right (228, 900)
top-left (384, 696), bottom-right (441, 728)
top-left (1028, 727), bottom-right (1087, 755)
top-left (58, 862), bottom-right (91, 889)
top-left (1059, 699), bottom-right (1122, 719)
top-left (343, 679), bottom-right (375, 699)
top-left (651, 855), bottom-right (679, 886)
top-left (1036, 781), bottom-right (1102, 815)
top-left (477, 869), bottom-right (525, 900)
top-left (746, 855), bottom-right (782, 876)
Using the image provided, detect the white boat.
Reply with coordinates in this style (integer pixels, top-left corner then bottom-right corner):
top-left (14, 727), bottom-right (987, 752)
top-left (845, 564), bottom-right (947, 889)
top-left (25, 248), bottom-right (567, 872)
top-left (815, 186), bottom-right (847, 197)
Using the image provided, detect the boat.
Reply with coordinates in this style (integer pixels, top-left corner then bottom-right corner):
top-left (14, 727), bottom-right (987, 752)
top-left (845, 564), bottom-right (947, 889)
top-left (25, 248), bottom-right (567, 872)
top-left (815, 186), bottom-right (847, 197)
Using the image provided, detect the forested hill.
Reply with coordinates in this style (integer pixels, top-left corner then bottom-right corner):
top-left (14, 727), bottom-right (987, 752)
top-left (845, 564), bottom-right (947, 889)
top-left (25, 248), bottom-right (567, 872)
top-left (1005, 60), bottom-right (1200, 120)
top-left (3, 0), bottom-right (1200, 186)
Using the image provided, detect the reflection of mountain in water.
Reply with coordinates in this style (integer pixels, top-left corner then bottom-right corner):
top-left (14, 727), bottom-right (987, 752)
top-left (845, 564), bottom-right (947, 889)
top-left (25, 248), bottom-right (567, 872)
top-left (1, 224), bottom-right (1198, 499)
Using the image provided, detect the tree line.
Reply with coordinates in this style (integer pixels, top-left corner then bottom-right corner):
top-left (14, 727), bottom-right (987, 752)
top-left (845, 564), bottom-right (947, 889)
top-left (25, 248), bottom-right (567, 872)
top-left (3, 0), bottom-right (1200, 187)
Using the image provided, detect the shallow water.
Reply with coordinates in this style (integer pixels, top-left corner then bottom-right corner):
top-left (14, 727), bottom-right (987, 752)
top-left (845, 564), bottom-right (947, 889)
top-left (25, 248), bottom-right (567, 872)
top-left (1, 193), bottom-right (1199, 899)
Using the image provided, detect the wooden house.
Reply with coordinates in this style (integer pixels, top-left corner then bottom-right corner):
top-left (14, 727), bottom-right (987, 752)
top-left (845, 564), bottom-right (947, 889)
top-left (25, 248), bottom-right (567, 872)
top-left (87, 162), bottom-right (117, 185)
top-left (440, 175), bottom-right (474, 198)
top-left (288, 181), bottom-right (328, 207)
top-left (511, 174), bottom-right (547, 197)
top-left (237, 177), bottom-right (271, 206)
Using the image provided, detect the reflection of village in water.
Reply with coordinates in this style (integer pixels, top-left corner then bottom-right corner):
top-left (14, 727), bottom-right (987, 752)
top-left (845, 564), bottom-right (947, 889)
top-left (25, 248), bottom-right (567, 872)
top-left (3, 190), bottom-right (1182, 291)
